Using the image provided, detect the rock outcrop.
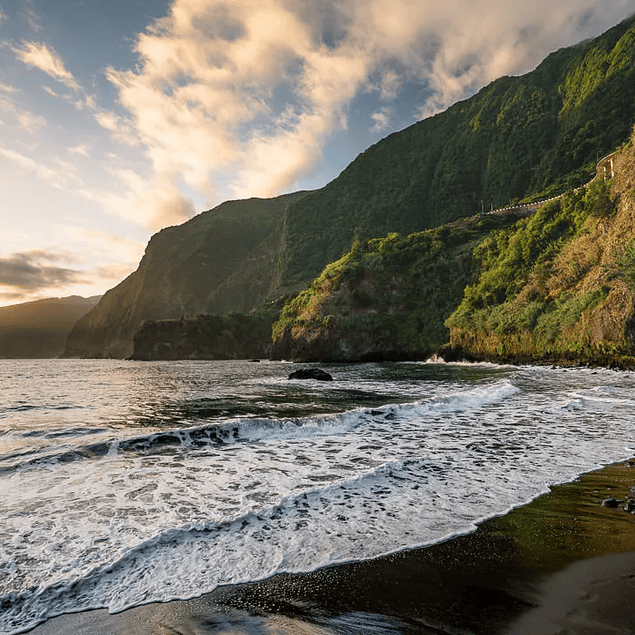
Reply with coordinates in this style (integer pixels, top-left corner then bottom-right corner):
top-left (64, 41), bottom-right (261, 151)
top-left (130, 313), bottom-right (274, 361)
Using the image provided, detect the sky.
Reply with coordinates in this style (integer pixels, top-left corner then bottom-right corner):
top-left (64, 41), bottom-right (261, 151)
top-left (0, 0), bottom-right (634, 306)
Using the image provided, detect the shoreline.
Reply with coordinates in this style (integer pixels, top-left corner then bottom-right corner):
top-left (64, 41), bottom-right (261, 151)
top-left (27, 459), bottom-right (635, 635)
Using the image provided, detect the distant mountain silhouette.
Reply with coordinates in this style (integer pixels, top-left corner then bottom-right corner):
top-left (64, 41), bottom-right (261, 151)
top-left (0, 296), bottom-right (101, 358)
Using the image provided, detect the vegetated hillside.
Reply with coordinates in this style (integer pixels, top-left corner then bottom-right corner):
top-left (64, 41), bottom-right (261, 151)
top-left (66, 16), bottom-right (635, 359)
top-left (271, 211), bottom-right (532, 361)
top-left (0, 296), bottom-right (100, 358)
top-left (63, 193), bottom-right (306, 359)
top-left (443, 128), bottom-right (635, 367)
top-left (277, 15), bottom-right (635, 287)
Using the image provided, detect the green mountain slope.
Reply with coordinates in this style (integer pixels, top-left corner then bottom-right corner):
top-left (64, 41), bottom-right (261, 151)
top-left (444, 130), bottom-right (635, 366)
top-left (65, 16), bottom-right (635, 358)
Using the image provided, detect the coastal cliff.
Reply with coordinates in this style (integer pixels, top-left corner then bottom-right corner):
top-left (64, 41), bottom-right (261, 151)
top-left (64, 16), bottom-right (635, 360)
top-left (443, 130), bottom-right (635, 367)
top-left (271, 212), bottom-right (531, 361)
top-left (63, 194), bottom-right (303, 359)
top-left (130, 313), bottom-right (273, 361)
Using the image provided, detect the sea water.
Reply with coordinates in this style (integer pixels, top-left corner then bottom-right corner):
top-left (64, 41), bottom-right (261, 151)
top-left (0, 359), bottom-right (634, 634)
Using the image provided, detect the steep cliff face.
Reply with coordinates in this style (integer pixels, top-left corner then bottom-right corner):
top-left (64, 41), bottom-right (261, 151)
top-left (65, 17), bottom-right (635, 359)
top-left (443, 129), bottom-right (635, 367)
top-left (130, 313), bottom-right (273, 361)
top-left (63, 193), bottom-right (305, 358)
top-left (271, 212), bottom-right (530, 362)
top-left (277, 16), bottom-right (635, 287)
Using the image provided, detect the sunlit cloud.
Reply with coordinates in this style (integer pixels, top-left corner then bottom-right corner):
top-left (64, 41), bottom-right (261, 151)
top-left (0, 145), bottom-right (83, 190)
top-left (100, 0), bottom-right (633, 213)
top-left (0, 81), bottom-right (17, 94)
top-left (13, 40), bottom-right (80, 90)
top-left (17, 110), bottom-right (45, 133)
top-left (94, 110), bottom-right (139, 145)
top-left (69, 144), bottom-right (90, 157)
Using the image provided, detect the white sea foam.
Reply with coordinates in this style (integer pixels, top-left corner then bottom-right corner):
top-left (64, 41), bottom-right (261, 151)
top-left (1, 361), bottom-right (634, 634)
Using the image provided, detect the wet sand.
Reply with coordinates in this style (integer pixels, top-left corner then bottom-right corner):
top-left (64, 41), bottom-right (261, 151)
top-left (28, 460), bottom-right (635, 635)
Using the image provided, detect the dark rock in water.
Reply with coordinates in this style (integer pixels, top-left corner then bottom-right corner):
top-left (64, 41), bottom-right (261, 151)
top-left (249, 359), bottom-right (261, 363)
top-left (602, 497), bottom-right (623, 508)
top-left (288, 368), bottom-right (333, 381)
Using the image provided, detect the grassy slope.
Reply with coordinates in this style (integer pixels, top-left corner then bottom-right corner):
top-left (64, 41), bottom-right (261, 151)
top-left (271, 211), bottom-right (532, 361)
top-left (277, 16), bottom-right (635, 288)
top-left (445, 131), bottom-right (635, 366)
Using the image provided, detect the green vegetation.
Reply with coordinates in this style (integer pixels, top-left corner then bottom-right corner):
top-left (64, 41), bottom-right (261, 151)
top-left (272, 212), bottom-right (530, 361)
top-left (444, 169), bottom-right (634, 363)
top-left (278, 16), bottom-right (635, 287)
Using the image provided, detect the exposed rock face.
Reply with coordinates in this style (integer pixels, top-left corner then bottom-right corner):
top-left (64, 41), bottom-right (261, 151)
top-left (130, 313), bottom-right (273, 361)
top-left (63, 194), bottom-right (304, 358)
top-left (0, 296), bottom-right (100, 358)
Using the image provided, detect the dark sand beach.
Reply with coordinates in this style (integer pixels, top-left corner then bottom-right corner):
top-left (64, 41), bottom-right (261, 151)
top-left (28, 460), bottom-right (635, 635)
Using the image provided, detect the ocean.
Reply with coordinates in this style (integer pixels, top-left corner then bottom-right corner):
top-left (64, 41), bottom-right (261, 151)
top-left (1, 359), bottom-right (634, 634)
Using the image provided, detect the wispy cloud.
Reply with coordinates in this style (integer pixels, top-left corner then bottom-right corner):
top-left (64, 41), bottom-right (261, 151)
top-left (0, 145), bottom-right (82, 189)
top-left (13, 41), bottom-right (80, 90)
top-left (0, 81), bottom-right (17, 94)
top-left (19, 0), bottom-right (42, 32)
top-left (17, 110), bottom-right (45, 133)
top-left (0, 250), bottom-right (83, 292)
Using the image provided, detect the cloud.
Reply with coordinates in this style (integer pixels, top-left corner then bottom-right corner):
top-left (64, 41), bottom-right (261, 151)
top-left (0, 91), bottom-right (45, 132)
top-left (0, 250), bottom-right (83, 292)
top-left (13, 41), bottom-right (80, 90)
top-left (370, 107), bottom-right (392, 133)
top-left (19, 0), bottom-right (43, 32)
top-left (0, 82), bottom-right (17, 94)
top-left (17, 110), bottom-right (45, 133)
top-left (94, 110), bottom-right (138, 145)
top-left (0, 145), bottom-right (83, 189)
top-left (69, 144), bottom-right (90, 157)
top-left (101, 0), bottom-right (635, 216)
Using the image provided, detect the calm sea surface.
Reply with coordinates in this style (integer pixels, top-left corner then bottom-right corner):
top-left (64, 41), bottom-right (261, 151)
top-left (1, 359), bottom-right (634, 634)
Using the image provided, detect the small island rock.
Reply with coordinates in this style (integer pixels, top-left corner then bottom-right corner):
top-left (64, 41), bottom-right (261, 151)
top-left (288, 368), bottom-right (333, 381)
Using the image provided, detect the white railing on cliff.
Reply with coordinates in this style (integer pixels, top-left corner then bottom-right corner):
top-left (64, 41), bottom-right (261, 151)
top-left (483, 149), bottom-right (619, 217)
